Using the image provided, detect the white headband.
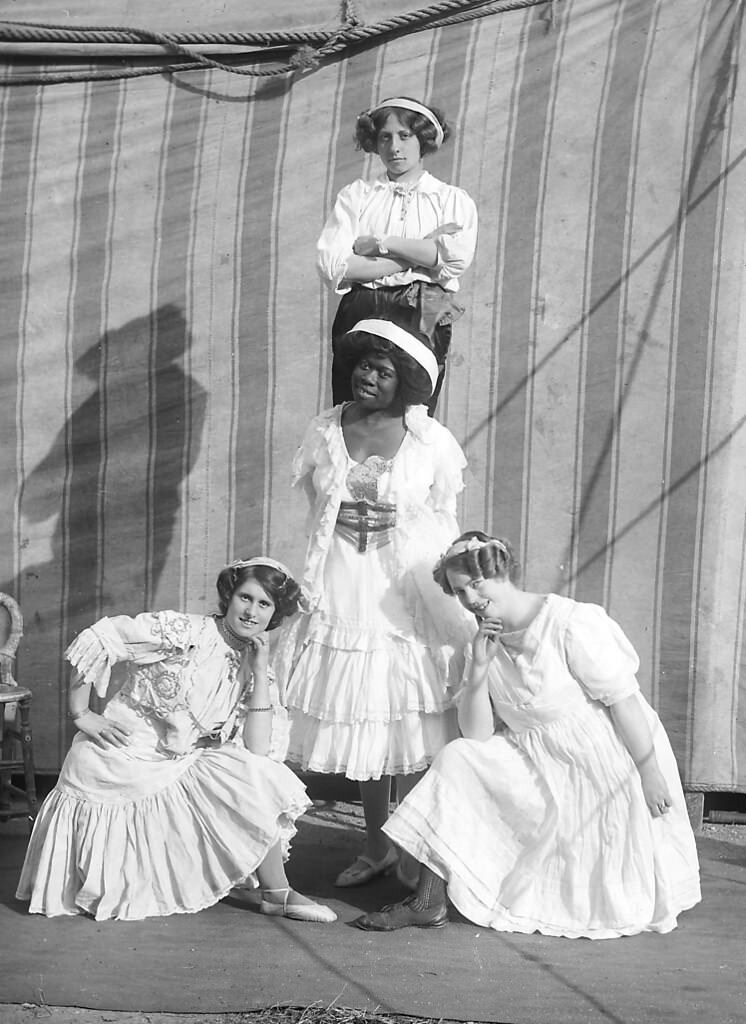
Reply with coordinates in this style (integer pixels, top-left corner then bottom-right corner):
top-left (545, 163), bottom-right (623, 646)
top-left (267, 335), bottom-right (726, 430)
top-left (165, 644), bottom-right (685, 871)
top-left (349, 318), bottom-right (439, 394)
top-left (443, 536), bottom-right (509, 562)
top-left (227, 556), bottom-right (294, 580)
top-left (368, 97), bottom-right (445, 148)
top-left (444, 536), bottom-right (484, 560)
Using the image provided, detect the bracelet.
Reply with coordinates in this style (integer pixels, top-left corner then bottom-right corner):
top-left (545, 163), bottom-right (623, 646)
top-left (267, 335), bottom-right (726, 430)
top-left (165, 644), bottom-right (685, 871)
top-left (375, 235), bottom-right (389, 255)
top-left (68, 708), bottom-right (90, 721)
top-left (246, 706), bottom-right (273, 712)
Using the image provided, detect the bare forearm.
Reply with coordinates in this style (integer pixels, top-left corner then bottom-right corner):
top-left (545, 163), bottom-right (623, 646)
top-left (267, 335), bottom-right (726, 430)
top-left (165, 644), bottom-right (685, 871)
top-left (457, 665), bottom-right (494, 740)
top-left (68, 670), bottom-right (94, 719)
top-left (68, 669), bottom-right (131, 746)
top-left (242, 670), bottom-right (273, 755)
top-left (609, 694), bottom-right (658, 770)
top-left (610, 693), bottom-right (674, 816)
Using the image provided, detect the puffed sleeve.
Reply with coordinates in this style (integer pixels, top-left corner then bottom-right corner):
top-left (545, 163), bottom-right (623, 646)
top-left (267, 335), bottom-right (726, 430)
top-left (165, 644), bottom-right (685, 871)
top-left (291, 416), bottom-right (320, 490)
top-left (564, 603), bottom-right (641, 706)
top-left (431, 186), bottom-right (478, 285)
top-left (316, 180), bottom-right (365, 293)
top-left (65, 611), bottom-right (195, 698)
top-left (65, 617), bottom-right (130, 698)
top-left (428, 421), bottom-right (467, 520)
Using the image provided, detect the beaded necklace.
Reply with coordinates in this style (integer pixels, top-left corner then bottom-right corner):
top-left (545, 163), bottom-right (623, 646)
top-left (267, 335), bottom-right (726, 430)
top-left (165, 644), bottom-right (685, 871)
top-left (215, 615), bottom-right (252, 652)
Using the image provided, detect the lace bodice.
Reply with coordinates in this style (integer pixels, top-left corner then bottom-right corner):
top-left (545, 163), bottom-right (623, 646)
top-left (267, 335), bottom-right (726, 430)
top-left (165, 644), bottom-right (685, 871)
top-left (65, 612), bottom-right (290, 760)
top-left (345, 455), bottom-right (393, 502)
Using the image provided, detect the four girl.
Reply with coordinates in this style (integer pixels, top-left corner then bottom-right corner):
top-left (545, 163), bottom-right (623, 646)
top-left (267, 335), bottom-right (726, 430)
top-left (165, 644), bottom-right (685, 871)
top-left (17, 96), bottom-right (701, 940)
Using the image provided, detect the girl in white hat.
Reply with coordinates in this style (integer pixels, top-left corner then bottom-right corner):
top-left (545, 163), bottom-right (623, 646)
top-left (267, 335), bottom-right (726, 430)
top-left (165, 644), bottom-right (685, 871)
top-left (275, 318), bottom-right (473, 889)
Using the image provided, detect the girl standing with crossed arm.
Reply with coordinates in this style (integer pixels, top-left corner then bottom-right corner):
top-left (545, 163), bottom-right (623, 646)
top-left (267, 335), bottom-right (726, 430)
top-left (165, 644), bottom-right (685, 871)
top-left (318, 96), bottom-right (478, 413)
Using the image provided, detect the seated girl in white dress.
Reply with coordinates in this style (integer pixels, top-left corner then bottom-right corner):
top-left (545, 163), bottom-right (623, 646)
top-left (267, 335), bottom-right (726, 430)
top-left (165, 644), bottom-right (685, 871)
top-left (16, 557), bottom-right (336, 924)
top-left (355, 532), bottom-right (701, 938)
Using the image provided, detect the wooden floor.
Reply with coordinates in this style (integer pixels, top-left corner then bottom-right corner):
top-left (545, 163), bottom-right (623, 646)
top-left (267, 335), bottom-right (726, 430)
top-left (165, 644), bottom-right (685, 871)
top-left (1, 802), bottom-right (744, 1024)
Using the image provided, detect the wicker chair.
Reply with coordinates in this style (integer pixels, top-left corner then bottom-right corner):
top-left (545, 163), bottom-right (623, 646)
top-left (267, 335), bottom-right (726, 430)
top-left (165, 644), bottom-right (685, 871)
top-left (0, 592), bottom-right (38, 827)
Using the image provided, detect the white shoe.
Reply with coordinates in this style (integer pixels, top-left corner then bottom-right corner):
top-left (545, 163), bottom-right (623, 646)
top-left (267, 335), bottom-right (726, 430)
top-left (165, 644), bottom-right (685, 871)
top-left (334, 847), bottom-right (399, 887)
top-left (259, 887), bottom-right (337, 923)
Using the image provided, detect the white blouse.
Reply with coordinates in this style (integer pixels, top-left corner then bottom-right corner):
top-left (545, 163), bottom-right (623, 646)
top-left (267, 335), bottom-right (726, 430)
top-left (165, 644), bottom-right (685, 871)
top-left (317, 171), bottom-right (478, 294)
top-left (65, 612), bottom-right (290, 760)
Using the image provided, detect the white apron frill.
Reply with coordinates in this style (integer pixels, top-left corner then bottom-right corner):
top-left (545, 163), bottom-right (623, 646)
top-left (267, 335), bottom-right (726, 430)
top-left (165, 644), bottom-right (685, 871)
top-left (274, 405), bottom-right (475, 781)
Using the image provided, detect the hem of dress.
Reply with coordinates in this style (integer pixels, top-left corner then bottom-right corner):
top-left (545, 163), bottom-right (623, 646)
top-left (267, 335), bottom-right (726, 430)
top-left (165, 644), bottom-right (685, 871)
top-left (17, 788), bottom-right (312, 921)
top-left (19, 877), bottom-right (246, 922)
top-left (383, 816), bottom-right (703, 939)
top-left (448, 889), bottom-right (704, 939)
top-left (287, 754), bottom-right (432, 782)
top-left (285, 702), bottom-right (455, 725)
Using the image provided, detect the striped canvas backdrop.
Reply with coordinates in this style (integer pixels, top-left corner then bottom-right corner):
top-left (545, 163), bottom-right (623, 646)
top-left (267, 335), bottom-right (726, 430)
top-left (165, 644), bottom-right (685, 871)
top-left (1, 0), bottom-right (744, 785)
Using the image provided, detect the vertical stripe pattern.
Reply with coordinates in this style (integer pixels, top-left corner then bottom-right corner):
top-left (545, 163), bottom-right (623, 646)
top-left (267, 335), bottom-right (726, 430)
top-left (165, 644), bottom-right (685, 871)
top-left (0, 0), bottom-right (744, 787)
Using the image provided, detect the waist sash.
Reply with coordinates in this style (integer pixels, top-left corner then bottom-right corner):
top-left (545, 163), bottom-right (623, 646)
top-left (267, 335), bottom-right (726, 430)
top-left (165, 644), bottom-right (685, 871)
top-left (336, 499), bottom-right (397, 553)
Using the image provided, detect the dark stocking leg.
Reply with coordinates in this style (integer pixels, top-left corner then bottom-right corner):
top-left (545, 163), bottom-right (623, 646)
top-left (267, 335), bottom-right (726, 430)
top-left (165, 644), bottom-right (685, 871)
top-left (410, 866), bottom-right (447, 911)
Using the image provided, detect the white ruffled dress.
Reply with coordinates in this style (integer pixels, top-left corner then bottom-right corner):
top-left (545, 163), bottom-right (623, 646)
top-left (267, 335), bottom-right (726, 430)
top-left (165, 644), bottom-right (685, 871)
top-left (274, 405), bottom-right (474, 781)
top-left (383, 595), bottom-right (702, 939)
top-left (16, 612), bottom-right (310, 921)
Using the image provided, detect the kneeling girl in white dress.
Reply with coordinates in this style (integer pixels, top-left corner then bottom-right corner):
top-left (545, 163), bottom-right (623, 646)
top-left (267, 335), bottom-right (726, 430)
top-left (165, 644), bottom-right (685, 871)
top-left (16, 557), bottom-right (336, 924)
top-left (355, 532), bottom-right (701, 938)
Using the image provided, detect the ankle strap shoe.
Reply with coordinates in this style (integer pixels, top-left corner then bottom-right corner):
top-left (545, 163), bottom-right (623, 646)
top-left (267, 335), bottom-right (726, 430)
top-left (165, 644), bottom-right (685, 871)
top-left (260, 888), bottom-right (337, 923)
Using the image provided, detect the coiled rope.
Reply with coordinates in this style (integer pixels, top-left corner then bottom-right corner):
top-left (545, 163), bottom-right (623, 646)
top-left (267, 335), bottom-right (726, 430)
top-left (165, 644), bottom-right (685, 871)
top-left (0, 0), bottom-right (555, 86)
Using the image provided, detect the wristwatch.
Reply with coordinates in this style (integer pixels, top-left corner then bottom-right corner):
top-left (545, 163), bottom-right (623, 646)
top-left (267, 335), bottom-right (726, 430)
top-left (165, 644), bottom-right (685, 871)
top-left (375, 235), bottom-right (389, 255)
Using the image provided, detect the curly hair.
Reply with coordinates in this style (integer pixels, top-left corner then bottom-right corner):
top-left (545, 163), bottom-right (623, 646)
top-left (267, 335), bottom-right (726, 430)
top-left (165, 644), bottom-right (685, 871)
top-left (337, 330), bottom-right (433, 406)
top-left (433, 531), bottom-right (521, 595)
top-left (354, 99), bottom-right (451, 158)
top-left (215, 562), bottom-right (301, 630)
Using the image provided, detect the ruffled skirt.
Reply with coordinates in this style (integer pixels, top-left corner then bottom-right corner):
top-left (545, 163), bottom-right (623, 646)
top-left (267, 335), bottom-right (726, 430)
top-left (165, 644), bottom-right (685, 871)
top-left (282, 533), bottom-right (460, 780)
top-left (16, 726), bottom-right (311, 921)
top-left (383, 698), bottom-right (701, 938)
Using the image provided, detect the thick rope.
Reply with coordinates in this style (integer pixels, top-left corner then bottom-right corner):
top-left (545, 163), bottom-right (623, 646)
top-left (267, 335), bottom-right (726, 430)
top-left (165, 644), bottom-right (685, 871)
top-left (0, 21), bottom-right (334, 47)
top-left (0, 0), bottom-right (555, 86)
top-left (1, 0), bottom-right (537, 45)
